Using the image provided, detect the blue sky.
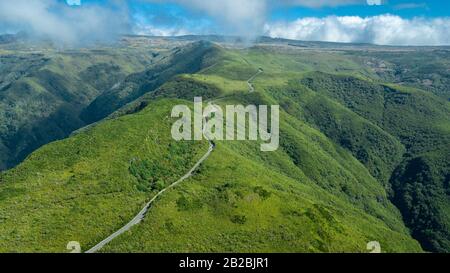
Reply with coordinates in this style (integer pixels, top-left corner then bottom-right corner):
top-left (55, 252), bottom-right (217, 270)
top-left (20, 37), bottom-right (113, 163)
top-left (271, 0), bottom-right (450, 20)
top-left (78, 0), bottom-right (450, 44)
top-left (73, 0), bottom-right (450, 19)
top-left (1, 0), bottom-right (449, 45)
top-left (75, 0), bottom-right (450, 26)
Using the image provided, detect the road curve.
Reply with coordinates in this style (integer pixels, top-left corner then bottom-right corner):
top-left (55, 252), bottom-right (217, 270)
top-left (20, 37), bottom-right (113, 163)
top-left (86, 133), bottom-right (215, 253)
top-left (247, 68), bottom-right (263, 93)
top-left (86, 67), bottom-right (262, 253)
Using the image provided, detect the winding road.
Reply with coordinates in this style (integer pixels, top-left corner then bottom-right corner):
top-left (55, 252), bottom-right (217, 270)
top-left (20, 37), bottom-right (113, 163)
top-left (85, 68), bottom-right (262, 253)
top-left (247, 68), bottom-right (263, 93)
top-left (86, 124), bottom-right (215, 253)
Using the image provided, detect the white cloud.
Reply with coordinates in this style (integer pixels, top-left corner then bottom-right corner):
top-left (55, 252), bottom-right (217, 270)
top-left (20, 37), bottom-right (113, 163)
top-left (144, 0), bottom-right (267, 37)
top-left (133, 23), bottom-right (191, 37)
top-left (1, 0), bottom-right (447, 46)
top-left (0, 0), bottom-right (129, 45)
top-left (141, 0), bottom-right (384, 37)
top-left (264, 15), bottom-right (450, 45)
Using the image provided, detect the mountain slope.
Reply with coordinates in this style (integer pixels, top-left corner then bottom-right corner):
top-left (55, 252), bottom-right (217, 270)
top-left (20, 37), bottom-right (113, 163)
top-left (0, 40), bottom-right (222, 172)
top-left (298, 72), bottom-right (450, 252)
top-left (0, 47), bottom-right (158, 170)
top-left (80, 41), bottom-right (223, 124)
top-left (0, 94), bottom-right (422, 252)
top-left (0, 99), bottom-right (208, 252)
top-left (1, 39), bottom-right (449, 253)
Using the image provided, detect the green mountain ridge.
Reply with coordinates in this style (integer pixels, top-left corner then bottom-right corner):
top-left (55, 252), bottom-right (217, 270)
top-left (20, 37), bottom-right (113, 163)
top-left (0, 37), bottom-right (449, 253)
top-left (80, 41), bottom-right (221, 124)
top-left (0, 46), bottom-right (161, 170)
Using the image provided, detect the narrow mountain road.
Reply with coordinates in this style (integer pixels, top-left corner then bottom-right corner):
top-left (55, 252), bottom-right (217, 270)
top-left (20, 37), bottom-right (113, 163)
top-left (86, 67), bottom-right (262, 253)
top-left (247, 68), bottom-right (263, 93)
top-left (86, 124), bottom-right (215, 253)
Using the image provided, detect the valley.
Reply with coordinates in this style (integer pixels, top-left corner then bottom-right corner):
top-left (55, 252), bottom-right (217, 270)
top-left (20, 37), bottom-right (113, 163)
top-left (0, 35), bottom-right (449, 253)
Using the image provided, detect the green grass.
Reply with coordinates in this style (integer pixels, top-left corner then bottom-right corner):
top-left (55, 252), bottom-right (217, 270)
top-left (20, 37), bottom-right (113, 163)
top-left (1, 41), bottom-right (449, 253)
top-left (102, 128), bottom-right (421, 253)
top-left (0, 99), bottom-right (208, 252)
top-left (80, 41), bottom-right (223, 124)
top-left (294, 70), bottom-right (450, 252)
top-left (0, 46), bottom-right (161, 171)
top-left (348, 50), bottom-right (450, 100)
top-left (165, 48), bottom-right (449, 252)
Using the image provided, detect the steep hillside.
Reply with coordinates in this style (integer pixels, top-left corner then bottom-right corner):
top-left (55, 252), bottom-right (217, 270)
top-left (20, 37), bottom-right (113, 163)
top-left (1, 40), bottom-right (448, 253)
top-left (349, 50), bottom-right (450, 100)
top-left (80, 41), bottom-right (223, 124)
top-left (0, 40), bottom-right (221, 171)
top-left (299, 72), bottom-right (450, 252)
top-left (0, 99), bottom-right (208, 252)
top-left (0, 47), bottom-right (158, 170)
top-left (102, 81), bottom-right (421, 253)
top-left (0, 95), bottom-right (421, 253)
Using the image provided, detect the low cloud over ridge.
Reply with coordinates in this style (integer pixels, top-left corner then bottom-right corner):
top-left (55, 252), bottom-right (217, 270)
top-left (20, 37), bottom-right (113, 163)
top-left (265, 15), bottom-right (450, 46)
top-left (0, 0), bottom-right (130, 45)
top-left (143, 0), bottom-right (267, 37)
top-left (0, 0), bottom-right (449, 46)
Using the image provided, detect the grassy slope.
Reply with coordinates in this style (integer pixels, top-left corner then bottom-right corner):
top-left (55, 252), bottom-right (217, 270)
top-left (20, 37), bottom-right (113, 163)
top-left (102, 139), bottom-right (420, 253)
top-left (2, 44), bottom-right (446, 253)
top-left (80, 41), bottom-right (222, 124)
top-left (0, 100), bottom-right (207, 252)
top-left (101, 49), bottom-right (421, 252)
top-left (0, 93), bottom-right (420, 253)
top-left (348, 50), bottom-right (450, 100)
top-left (0, 47), bottom-right (158, 170)
top-left (246, 48), bottom-right (449, 252)
top-left (298, 71), bottom-right (450, 252)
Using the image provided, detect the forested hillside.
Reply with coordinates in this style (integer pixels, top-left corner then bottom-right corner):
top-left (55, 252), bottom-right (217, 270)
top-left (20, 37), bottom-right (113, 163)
top-left (0, 36), bottom-right (449, 253)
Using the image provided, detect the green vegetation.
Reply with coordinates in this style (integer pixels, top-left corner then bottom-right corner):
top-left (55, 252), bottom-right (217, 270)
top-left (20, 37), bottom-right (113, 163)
top-left (298, 72), bottom-right (450, 252)
top-left (349, 50), bottom-right (450, 100)
top-left (80, 41), bottom-right (223, 123)
top-left (1, 36), bottom-right (449, 253)
top-left (0, 99), bottom-right (208, 252)
top-left (102, 141), bottom-right (420, 253)
top-left (0, 46), bottom-right (161, 170)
